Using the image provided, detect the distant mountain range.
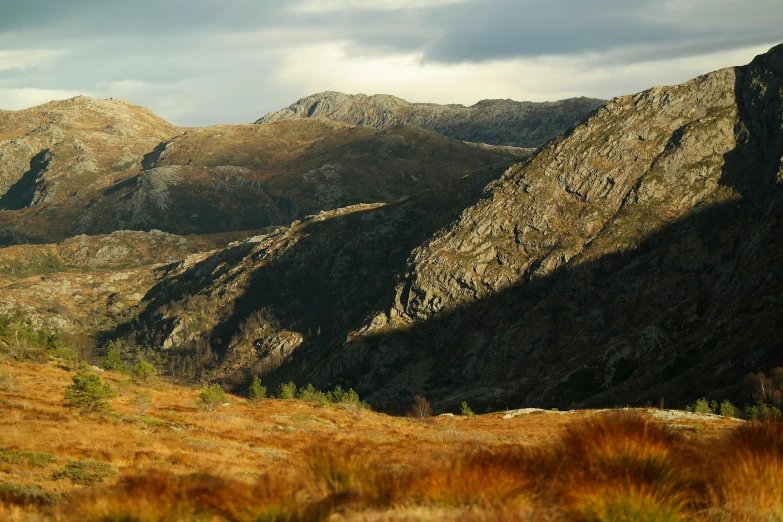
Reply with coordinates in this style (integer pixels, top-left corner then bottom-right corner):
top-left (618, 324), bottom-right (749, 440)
top-left (0, 98), bottom-right (523, 245)
top-left (256, 92), bottom-right (605, 148)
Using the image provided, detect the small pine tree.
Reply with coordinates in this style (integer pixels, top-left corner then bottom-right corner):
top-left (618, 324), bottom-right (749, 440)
top-left (102, 342), bottom-right (126, 373)
top-left (719, 400), bottom-right (735, 418)
top-left (692, 398), bottom-right (712, 414)
top-left (131, 360), bottom-right (157, 388)
top-left (248, 376), bottom-right (267, 404)
top-left (198, 383), bottom-right (227, 412)
top-left (460, 401), bottom-right (475, 417)
top-left (63, 364), bottom-right (116, 412)
top-left (298, 384), bottom-right (327, 405)
top-left (277, 381), bottom-right (297, 400)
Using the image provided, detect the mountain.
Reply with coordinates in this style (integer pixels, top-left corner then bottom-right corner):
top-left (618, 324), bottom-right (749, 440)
top-left (256, 92), bottom-right (605, 148)
top-left (117, 44), bottom-right (783, 412)
top-left (0, 99), bottom-right (523, 245)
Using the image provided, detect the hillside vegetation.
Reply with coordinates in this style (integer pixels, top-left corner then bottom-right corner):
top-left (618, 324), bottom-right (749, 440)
top-left (4, 360), bottom-right (783, 521)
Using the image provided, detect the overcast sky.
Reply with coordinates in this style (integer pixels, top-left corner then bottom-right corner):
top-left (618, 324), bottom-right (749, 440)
top-left (1, 0), bottom-right (781, 126)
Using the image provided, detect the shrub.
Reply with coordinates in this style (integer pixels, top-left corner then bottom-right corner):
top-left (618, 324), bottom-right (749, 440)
top-left (102, 342), bottom-right (127, 373)
top-left (720, 400), bottom-right (735, 418)
top-left (49, 344), bottom-right (79, 370)
top-left (277, 381), bottom-right (297, 400)
top-left (688, 398), bottom-right (713, 414)
top-left (298, 384), bottom-right (327, 405)
top-left (133, 391), bottom-right (152, 415)
top-left (0, 365), bottom-right (14, 392)
top-left (63, 363), bottom-right (116, 412)
top-left (460, 401), bottom-right (475, 417)
top-left (198, 383), bottom-right (227, 412)
top-left (409, 395), bottom-right (432, 421)
top-left (745, 404), bottom-right (783, 421)
top-left (0, 449), bottom-right (54, 468)
top-left (132, 360), bottom-right (157, 387)
top-left (248, 376), bottom-right (266, 404)
top-left (0, 483), bottom-right (58, 506)
top-left (327, 386), bottom-right (369, 409)
top-left (52, 460), bottom-right (115, 485)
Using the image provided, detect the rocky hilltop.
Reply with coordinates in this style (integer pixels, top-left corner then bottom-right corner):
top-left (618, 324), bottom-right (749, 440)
top-left (0, 100), bottom-right (521, 244)
top-left (119, 44), bottom-right (783, 412)
top-left (256, 92), bottom-right (604, 148)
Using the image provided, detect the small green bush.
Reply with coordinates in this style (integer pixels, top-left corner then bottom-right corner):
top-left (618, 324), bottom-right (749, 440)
top-left (52, 460), bottom-right (115, 485)
top-left (102, 342), bottom-right (127, 373)
top-left (460, 401), bottom-right (475, 417)
top-left (0, 483), bottom-right (59, 506)
top-left (690, 398), bottom-right (713, 414)
top-left (63, 364), bottom-right (116, 412)
top-left (326, 386), bottom-right (369, 409)
top-left (248, 376), bottom-right (267, 404)
top-left (0, 449), bottom-right (54, 468)
top-left (131, 360), bottom-right (157, 387)
top-left (198, 383), bottom-right (227, 412)
top-left (49, 344), bottom-right (79, 370)
top-left (298, 384), bottom-right (328, 405)
top-left (719, 400), bottom-right (735, 418)
top-left (277, 381), bottom-right (298, 400)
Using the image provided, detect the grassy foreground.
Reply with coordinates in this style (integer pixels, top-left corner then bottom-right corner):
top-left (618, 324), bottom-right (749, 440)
top-left (0, 361), bottom-right (780, 521)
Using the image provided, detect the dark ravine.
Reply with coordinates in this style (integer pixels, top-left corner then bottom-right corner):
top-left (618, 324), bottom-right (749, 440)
top-left (115, 45), bottom-right (783, 413)
top-left (256, 91), bottom-right (605, 148)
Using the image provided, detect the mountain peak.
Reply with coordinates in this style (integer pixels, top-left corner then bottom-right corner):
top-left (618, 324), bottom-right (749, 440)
top-left (256, 91), bottom-right (605, 148)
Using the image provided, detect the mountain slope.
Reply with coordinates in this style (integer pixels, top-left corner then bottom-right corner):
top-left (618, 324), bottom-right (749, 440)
top-left (0, 102), bottom-right (522, 244)
top-left (256, 92), bottom-right (605, 148)
top-left (120, 44), bottom-right (783, 412)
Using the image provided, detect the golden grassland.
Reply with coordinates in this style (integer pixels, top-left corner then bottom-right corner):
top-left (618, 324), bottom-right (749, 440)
top-left (0, 360), bottom-right (780, 521)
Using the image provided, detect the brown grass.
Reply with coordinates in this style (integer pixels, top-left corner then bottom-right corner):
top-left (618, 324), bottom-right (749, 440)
top-left (0, 361), bottom-right (778, 521)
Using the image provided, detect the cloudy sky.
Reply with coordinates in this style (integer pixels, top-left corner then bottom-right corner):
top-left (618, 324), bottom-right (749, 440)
top-left (1, 0), bottom-right (781, 126)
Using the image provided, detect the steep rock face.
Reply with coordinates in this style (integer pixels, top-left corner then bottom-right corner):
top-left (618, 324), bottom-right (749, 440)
top-left (122, 45), bottom-right (783, 412)
top-left (389, 68), bottom-right (740, 323)
top-left (256, 92), bottom-right (604, 148)
top-left (337, 44), bottom-right (783, 410)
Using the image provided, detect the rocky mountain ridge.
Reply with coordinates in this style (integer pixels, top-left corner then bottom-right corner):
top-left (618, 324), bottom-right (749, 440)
top-left (256, 91), bottom-right (604, 148)
top-left (0, 100), bottom-right (521, 245)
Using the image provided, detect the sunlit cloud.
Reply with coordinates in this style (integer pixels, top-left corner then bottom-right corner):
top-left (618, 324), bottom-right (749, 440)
top-left (273, 41), bottom-right (775, 107)
top-left (0, 87), bottom-right (89, 110)
top-left (0, 49), bottom-right (66, 72)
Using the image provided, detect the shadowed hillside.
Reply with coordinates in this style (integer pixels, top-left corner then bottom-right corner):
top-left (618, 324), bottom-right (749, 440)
top-left (109, 44), bottom-right (783, 413)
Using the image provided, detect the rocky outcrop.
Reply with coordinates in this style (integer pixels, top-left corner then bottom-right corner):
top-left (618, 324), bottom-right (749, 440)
top-left (257, 92), bottom-right (605, 148)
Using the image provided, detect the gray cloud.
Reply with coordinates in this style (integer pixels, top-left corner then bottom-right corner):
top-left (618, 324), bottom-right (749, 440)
top-left (416, 0), bottom-right (783, 64)
top-left (1, 0), bottom-right (781, 125)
